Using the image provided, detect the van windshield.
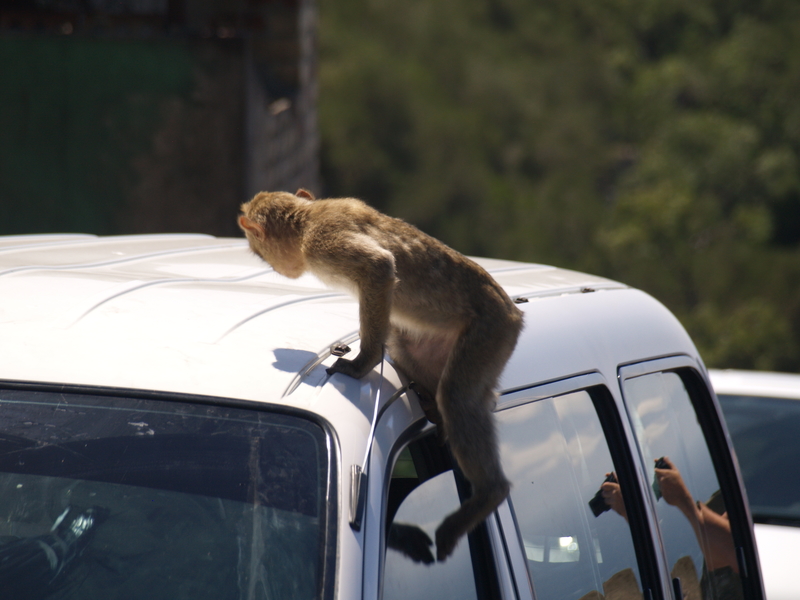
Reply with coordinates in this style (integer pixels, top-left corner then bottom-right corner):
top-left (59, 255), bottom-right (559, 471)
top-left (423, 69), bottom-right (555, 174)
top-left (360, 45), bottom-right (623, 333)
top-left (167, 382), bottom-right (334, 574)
top-left (0, 389), bottom-right (331, 600)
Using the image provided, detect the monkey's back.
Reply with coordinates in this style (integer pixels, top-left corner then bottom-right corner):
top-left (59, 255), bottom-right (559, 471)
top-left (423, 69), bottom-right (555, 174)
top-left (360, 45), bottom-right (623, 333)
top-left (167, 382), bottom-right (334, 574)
top-left (305, 198), bottom-right (521, 328)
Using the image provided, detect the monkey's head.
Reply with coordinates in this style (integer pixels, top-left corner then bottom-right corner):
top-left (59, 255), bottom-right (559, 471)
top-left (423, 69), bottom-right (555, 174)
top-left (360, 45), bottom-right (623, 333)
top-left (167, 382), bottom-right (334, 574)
top-left (238, 190), bottom-right (315, 278)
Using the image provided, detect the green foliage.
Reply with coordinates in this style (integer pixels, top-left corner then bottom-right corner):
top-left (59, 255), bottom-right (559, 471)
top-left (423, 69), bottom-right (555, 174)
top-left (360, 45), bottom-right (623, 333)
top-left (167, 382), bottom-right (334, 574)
top-left (319, 0), bottom-right (800, 371)
top-left (0, 37), bottom-right (195, 235)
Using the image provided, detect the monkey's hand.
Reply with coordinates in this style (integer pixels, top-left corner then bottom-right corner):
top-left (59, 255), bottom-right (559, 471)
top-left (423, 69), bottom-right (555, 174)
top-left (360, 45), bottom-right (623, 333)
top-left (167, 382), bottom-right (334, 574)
top-left (387, 523), bottom-right (435, 564)
top-left (326, 354), bottom-right (380, 379)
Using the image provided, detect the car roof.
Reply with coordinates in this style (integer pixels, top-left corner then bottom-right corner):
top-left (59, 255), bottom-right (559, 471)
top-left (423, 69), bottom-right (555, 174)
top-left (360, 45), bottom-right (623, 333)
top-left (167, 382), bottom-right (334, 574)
top-left (709, 369), bottom-right (800, 401)
top-left (0, 234), bottom-right (699, 411)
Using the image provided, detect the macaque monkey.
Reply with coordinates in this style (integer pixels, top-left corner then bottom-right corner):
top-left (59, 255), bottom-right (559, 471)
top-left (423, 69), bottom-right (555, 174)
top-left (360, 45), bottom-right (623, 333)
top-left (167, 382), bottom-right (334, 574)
top-left (238, 189), bottom-right (523, 561)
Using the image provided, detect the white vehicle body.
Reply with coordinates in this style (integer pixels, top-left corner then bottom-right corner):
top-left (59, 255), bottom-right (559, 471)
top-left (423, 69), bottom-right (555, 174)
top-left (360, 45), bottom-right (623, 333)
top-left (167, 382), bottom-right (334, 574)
top-left (0, 234), bottom-right (765, 600)
top-left (710, 369), bottom-right (800, 600)
top-left (710, 370), bottom-right (800, 402)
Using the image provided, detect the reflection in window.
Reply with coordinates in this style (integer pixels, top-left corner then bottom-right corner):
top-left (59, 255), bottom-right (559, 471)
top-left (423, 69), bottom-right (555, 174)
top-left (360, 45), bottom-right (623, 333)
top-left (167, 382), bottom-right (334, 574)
top-left (622, 372), bottom-right (744, 600)
top-left (383, 470), bottom-right (479, 600)
top-left (497, 391), bottom-right (643, 600)
top-left (523, 535), bottom-right (583, 563)
top-left (0, 390), bottom-right (330, 600)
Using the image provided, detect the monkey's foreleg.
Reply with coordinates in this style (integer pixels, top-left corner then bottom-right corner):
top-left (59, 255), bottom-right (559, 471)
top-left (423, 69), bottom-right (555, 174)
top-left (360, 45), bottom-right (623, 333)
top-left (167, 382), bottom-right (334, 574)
top-left (325, 253), bottom-right (395, 380)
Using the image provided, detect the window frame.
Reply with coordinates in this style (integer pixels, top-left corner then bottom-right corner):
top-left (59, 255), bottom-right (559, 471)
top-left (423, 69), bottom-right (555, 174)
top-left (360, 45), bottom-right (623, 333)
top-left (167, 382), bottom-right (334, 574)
top-left (618, 356), bottom-right (765, 600)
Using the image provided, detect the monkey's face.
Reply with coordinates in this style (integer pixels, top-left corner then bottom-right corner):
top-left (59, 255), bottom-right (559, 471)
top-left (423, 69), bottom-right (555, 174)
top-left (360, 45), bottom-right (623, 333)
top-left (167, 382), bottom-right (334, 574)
top-left (237, 192), bottom-right (295, 247)
top-left (237, 199), bottom-right (266, 255)
top-left (238, 192), bottom-right (308, 279)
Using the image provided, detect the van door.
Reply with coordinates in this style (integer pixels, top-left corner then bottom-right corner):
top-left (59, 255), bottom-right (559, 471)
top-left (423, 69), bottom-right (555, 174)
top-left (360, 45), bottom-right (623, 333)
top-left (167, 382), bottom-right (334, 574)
top-left (619, 357), bottom-right (764, 600)
top-left (494, 374), bottom-right (661, 600)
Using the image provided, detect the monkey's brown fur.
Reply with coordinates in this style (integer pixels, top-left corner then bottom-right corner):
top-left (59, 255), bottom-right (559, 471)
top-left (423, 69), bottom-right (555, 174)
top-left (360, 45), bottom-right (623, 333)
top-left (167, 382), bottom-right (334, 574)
top-left (239, 189), bottom-right (523, 561)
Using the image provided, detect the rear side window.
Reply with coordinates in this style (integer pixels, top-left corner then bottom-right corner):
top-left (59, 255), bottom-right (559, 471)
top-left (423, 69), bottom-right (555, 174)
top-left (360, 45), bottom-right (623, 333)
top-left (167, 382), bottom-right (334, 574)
top-left (496, 390), bottom-right (644, 600)
top-left (621, 372), bottom-right (744, 600)
top-left (0, 389), bottom-right (332, 600)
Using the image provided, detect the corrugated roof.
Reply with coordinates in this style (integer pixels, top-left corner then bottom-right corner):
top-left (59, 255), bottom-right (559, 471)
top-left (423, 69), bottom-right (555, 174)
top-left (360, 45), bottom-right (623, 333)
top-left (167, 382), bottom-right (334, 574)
top-left (0, 234), bottom-right (624, 402)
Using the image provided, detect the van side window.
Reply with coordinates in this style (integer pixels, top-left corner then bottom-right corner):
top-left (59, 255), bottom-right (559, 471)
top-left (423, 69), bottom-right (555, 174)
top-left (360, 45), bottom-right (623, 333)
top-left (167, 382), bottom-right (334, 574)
top-left (496, 390), bottom-right (644, 600)
top-left (382, 436), bottom-right (499, 600)
top-left (621, 371), bottom-right (744, 600)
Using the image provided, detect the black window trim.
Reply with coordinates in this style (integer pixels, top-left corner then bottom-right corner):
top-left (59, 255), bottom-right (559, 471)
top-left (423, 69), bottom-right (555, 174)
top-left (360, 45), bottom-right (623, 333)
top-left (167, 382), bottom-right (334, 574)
top-left (0, 378), bottom-right (340, 600)
top-left (618, 356), bottom-right (766, 600)
top-left (589, 384), bottom-right (665, 600)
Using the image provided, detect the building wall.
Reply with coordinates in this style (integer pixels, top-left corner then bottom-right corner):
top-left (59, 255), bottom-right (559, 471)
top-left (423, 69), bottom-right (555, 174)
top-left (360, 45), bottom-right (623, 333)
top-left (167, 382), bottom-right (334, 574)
top-left (0, 0), bottom-right (319, 237)
top-left (244, 0), bottom-right (320, 202)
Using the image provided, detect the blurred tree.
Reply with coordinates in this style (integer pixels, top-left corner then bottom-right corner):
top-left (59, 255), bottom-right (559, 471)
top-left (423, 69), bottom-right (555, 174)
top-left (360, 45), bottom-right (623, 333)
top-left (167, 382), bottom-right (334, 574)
top-left (318, 0), bottom-right (800, 371)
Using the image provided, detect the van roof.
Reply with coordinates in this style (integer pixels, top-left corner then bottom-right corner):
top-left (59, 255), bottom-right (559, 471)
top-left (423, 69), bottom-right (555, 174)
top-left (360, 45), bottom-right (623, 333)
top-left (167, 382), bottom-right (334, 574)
top-left (0, 234), bottom-right (695, 407)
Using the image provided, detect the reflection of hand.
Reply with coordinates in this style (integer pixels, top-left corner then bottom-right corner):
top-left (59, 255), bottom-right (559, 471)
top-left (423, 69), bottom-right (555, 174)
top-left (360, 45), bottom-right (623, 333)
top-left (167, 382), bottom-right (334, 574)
top-left (654, 457), bottom-right (694, 514)
top-left (601, 473), bottom-right (627, 520)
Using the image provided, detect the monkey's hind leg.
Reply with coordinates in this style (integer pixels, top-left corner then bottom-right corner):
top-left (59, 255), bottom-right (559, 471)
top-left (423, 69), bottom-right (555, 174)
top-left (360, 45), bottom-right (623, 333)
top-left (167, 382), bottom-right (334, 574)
top-left (434, 388), bottom-right (510, 561)
top-left (433, 326), bottom-right (520, 561)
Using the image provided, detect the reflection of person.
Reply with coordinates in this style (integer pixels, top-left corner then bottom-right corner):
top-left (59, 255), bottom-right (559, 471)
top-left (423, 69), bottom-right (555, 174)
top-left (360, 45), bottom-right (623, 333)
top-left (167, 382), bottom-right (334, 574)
top-left (600, 459), bottom-right (742, 600)
top-left (600, 459), bottom-right (737, 573)
top-left (653, 457), bottom-right (738, 574)
top-left (601, 474), bottom-right (627, 521)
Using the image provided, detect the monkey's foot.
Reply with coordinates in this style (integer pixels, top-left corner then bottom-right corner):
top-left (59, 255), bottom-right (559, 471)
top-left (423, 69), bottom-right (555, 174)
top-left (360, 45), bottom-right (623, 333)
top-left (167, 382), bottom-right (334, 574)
top-left (387, 523), bottom-right (435, 565)
top-left (434, 516), bottom-right (462, 562)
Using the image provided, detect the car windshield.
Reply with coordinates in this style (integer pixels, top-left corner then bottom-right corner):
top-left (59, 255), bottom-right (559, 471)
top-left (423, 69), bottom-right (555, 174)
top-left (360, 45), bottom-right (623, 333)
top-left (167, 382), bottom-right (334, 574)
top-left (0, 388), bottom-right (331, 600)
top-left (718, 393), bottom-right (800, 525)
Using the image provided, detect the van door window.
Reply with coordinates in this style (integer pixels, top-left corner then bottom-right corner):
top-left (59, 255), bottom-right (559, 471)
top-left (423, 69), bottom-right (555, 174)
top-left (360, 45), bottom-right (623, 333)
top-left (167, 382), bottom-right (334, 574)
top-left (621, 371), bottom-right (744, 600)
top-left (496, 390), bottom-right (644, 600)
top-left (382, 437), bottom-right (499, 600)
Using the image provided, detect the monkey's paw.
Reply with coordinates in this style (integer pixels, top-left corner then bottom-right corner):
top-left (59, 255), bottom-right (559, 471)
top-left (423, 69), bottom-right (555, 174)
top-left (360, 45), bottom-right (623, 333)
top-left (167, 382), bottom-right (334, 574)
top-left (434, 517), bottom-right (462, 562)
top-left (326, 357), bottom-right (371, 379)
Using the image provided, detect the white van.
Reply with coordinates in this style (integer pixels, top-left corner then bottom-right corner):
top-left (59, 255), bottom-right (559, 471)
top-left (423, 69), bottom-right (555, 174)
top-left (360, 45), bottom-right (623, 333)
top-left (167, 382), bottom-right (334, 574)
top-left (0, 233), bottom-right (764, 600)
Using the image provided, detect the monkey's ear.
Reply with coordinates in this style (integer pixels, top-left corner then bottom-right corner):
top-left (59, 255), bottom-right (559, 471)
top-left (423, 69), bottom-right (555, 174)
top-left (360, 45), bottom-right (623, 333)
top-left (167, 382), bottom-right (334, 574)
top-left (238, 215), bottom-right (265, 240)
top-left (295, 188), bottom-right (316, 200)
